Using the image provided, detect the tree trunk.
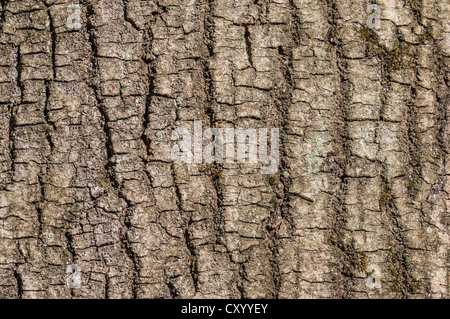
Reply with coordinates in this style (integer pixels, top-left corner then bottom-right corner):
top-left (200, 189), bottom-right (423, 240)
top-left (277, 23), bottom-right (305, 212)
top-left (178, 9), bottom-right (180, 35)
top-left (0, 0), bottom-right (448, 299)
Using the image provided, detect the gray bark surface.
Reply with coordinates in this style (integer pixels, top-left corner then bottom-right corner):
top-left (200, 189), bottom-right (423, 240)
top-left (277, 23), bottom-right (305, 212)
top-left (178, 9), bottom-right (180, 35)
top-left (0, 0), bottom-right (449, 298)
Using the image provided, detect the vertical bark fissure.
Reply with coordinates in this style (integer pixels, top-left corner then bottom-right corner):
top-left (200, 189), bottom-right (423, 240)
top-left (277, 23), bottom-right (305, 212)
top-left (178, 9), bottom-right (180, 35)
top-left (65, 232), bottom-right (76, 297)
top-left (0, 0), bottom-right (8, 32)
top-left (244, 24), bottom-right (254, 69)
top-left (325, 0), bottom-right (353, 298)
top-left (83, 0), bottom-right (140, 298)
top-left (43, 1), bottom-right (56, 154)
top-left (183, 217), bottom-right (199, 293)
top-left (13, 268), bottom-right (23, 299)
top-left (9, 46), bottom-right (22, 176)
top-left (85, 3), bottom-right (115, 185)
top-left (142, 28), bottom-right (154, 159)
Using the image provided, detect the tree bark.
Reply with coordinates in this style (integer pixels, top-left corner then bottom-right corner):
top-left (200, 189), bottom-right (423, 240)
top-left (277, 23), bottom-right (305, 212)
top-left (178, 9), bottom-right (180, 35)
top-left (0, 0), bottom-right (449, 298)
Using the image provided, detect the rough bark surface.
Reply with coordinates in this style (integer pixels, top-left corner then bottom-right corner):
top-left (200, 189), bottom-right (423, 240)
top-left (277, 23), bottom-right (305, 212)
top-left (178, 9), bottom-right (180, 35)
top-left (0, 0), bottom-right (449, 299)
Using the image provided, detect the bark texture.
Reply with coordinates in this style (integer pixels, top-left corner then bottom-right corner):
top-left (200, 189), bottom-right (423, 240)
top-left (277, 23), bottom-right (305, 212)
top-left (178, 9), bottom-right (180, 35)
top-left (0, 0), bottom-right (449, 299)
